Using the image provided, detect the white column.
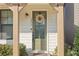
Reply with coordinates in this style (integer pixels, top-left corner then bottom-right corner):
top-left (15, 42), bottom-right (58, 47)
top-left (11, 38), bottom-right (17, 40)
top-left (57, 6), bottom-right (64, 56)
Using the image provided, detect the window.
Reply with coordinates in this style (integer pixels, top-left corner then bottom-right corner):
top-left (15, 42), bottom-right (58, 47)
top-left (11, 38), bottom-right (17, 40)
top-left (0, 10), bottom-right (13, 40)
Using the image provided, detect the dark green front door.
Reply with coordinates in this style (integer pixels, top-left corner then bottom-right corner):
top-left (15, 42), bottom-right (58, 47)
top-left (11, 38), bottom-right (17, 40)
top-left (32, 11), bottom-right (47, 51)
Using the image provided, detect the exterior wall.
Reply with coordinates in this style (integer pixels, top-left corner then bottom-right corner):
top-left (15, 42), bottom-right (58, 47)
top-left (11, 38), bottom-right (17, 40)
top-left (74, 3), bottom-right (79, 26)
top-left (64, 3), bottom-right (79, 45)
top-left (48, 13), bottom-right (57, 51)
top-left (0, 4), bottom-right (9, 9)
top-left (19, 4), bottom-right (57, 52)
top-left (0, 40), bottom-right (12, 45)
top-left (0, 6), bottom-right (13, 45)
top-left (64, 3), bottom-right (74, 45)
top-left (0, 4), bottom-right (57, 52)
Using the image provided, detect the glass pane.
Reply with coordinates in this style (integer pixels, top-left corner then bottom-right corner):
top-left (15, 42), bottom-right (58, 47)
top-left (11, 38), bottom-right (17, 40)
top-left (40, 25), bottom-right (45, 39)
top-left (7, 10), bottom-right (13, 17)
top-left (35, 22), bottom-right (45, 39)
top-left (0, 25), bottom-right (2, 39)
top-left (6, 25), bottom-right (13, 40)
top-left (7, 17), bottom-right (13, 24)
top-left (7, 11), bottom-right (13, 24)
top-left (2, 32), bottom-right (7, 39)
top-left (0, 33), bottom-right (1, 39)
top-left (1, 11), bottom-right (8, 17)
top-left (1, 17), bottom-right (7, 24)
top-left (2, 25), bottom-right (7, 39)
top-left (1, 25), bottom-right (13, 40)
top-left (1, 10), bottom-right (13, 24)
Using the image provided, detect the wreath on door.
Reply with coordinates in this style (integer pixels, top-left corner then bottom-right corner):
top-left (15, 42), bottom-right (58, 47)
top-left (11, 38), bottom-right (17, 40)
top-left (36, 14), bottom-right (45, 24)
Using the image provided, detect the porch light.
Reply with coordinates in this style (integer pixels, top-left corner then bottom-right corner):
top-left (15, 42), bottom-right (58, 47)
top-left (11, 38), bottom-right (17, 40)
top-left (25, 13), bottom-right (29, 16)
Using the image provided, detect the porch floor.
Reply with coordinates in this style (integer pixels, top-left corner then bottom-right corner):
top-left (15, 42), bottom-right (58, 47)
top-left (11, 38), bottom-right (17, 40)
top-left (28, 50), bottom-right (50, 56)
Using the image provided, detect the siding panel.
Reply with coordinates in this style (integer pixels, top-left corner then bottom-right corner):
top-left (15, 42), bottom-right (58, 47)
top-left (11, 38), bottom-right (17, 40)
top-left (48, 14), bottom-right (57, 51)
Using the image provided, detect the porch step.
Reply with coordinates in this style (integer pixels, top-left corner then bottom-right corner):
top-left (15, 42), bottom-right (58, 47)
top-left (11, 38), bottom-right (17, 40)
top-left (29, 50), bottom-right (50, 56)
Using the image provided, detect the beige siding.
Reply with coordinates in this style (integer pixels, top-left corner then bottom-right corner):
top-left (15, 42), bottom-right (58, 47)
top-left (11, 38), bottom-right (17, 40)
top-left (74, 4), bottom-right (79, 26)
top-left (0, 4), bottom-right (58, 52)
top-left (19, 4), bottom-right (57, 52)
top-left (0, 40), bottom-right (12, 45)
top-left (19, 8), bottom-right (32, 51)
top-left (48, 14), bottom-right (57, 51)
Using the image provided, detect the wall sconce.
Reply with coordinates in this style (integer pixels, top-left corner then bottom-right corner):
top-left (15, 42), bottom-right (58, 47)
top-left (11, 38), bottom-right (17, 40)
top-left (25, 13), bottom-right (29, 16)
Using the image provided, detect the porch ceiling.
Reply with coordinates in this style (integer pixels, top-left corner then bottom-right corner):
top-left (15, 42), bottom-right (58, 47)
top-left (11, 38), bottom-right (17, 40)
top-left (6, 3), bottom-right (27, 6)
top-left (0, 3), bottom-right (64, 7)
top-left (49, 3), bottom-right (64, 7)
top-left (0, 3), bottom-right (64, 10)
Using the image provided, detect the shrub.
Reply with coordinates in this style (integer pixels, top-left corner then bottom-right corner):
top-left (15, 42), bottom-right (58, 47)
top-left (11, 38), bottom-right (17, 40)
top-left (64, 44), bottom-right (73, 56)
top-left (0, 44), bottom-right (12, 56)
top-left (53, 47), bottom-right (57, 56)
top-left (50, 47), bottom-right (57, 56)
top-left (64, 26), bottom-right (79, 56)
top-left (19, 43), bottom-right (28, 56)
top-left (72, 26), bottom-right (79, 56)
top-left (0, 43), bottom-right (28, 56)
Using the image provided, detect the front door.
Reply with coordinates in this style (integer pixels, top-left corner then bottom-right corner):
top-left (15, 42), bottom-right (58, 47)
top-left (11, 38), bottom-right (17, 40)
top-left (32, 11), bottom-right (47, 51)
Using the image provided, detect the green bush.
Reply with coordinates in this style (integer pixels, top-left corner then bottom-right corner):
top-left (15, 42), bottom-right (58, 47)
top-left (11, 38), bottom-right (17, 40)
top-left (72, 26), bottom-right (79, 56)
top-left (64, 44), bottom-right (74, 56)
top-left (64, 26), bottom-right (79, 56)
top-left (0, 44), bottom-right (12, 56)
top-left (50, 47), bottom-right (57, 56)
top-left (19, 43), bottom-right (28, 56)
top-left (0, 44), bottom-right (28, 56)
